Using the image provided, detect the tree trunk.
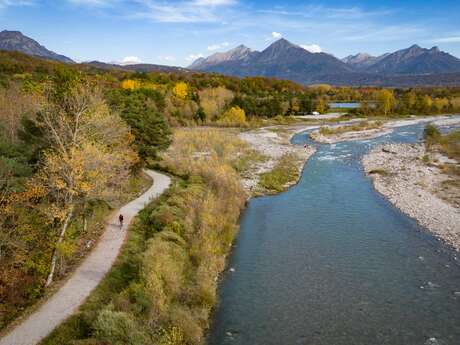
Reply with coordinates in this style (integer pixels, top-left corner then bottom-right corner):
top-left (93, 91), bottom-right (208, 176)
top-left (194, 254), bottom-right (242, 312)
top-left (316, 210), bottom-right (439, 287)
top-left (45, 209), bottom-right (73, 287)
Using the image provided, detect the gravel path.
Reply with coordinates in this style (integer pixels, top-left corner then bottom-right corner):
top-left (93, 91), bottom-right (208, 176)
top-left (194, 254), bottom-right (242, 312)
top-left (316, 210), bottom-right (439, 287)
top-left (0, 170), bottom-right (171, 345)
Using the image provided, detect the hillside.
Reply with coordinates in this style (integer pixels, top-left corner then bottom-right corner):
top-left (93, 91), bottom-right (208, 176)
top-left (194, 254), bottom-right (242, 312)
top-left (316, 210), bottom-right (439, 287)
top-left (0, 30), bottom-right (74, 63)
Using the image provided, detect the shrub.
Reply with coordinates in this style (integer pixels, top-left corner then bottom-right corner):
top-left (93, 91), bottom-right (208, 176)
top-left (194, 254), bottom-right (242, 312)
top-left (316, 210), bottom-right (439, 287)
top-left (121, 80), bottom-right (141, 91)
top-left (424, 124), bottom-right (441, 145)
top-left (94, 306), bottom-right (149, 345)
top-left (172, 82), bottom-right (189, 100)
top-left (368, 169), bottom-right (389, 176)
top-left (218, 106), bottom-right (246, 126)
top-left (259, 153), bottom-right (301, 192)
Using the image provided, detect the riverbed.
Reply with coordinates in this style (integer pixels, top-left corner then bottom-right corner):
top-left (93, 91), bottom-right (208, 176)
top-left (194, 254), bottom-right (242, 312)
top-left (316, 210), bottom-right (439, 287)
top-left (207, 121), bottom-right (460, 345)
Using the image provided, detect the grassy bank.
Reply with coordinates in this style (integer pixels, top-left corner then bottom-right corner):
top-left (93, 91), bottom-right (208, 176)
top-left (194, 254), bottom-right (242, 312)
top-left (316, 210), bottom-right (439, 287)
top-left (42, 128), bottom-right (257, 345)
top-left (258, 153), bottom-right (303, 193)
top-left (424, 124), bottom-right (460, 179)
top-left (318, 120), bottom-right (383, 136)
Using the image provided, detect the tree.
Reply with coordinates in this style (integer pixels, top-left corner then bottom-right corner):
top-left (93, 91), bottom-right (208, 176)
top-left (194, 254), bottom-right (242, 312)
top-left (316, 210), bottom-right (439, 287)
top-left (194, 106), bottom-right (206, 123)
top-left (377, 89), bottom-right (395, 116)
top-left (424, 124), bottom-right (440, 148)
top-left (315, 98), bottom-right (328, 114)
top-left (121, 79), bottom-right (141, 91)
top-left (420, 95), bottom-right (433, 112)
top-left (107, 90), bottom-right (171, 159)
top-left (35, 83), bottom-right (138, 286)
top-left (219, 106), bottom-right (246, 125)
top-left (0, 83), bottom-right (41, 143)
top-left (433, 97), bottom-right (449, 113)
top-left (173, 82), bottom-right (189, 100)
top-left (198, 87), bottom-right (234, 120)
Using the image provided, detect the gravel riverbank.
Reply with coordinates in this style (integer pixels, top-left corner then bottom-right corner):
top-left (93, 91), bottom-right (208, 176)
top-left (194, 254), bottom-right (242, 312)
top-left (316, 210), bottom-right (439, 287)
top-left (310, 115), bottom-right (460, 144)
top-left (363, 143), bottom-right (460, 251)
top-left (239, 126), bottom-right (316, 192)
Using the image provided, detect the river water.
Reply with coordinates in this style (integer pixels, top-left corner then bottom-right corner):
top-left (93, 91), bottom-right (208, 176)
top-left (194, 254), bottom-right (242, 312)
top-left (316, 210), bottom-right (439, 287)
top-left (207, 122), bottom-right (460, 345)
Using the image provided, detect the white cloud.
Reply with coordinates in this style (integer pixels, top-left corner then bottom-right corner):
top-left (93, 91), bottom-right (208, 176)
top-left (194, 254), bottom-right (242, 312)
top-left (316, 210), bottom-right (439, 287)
top-left (185, 53), bottom-right (204, 61)
top-left (0, 0), bottom-right (35, 8)
top-left (133, 0), bottom-right (236, 23)
top-left (193, 0), bottom-right (235, 6)
top-left (120, 56), bottom-right (142, 65)
top-left (271, 31), bottom-right (282, 39)
top-left (343, 24), bottom-right (424, 42)
top-left (207, 41), bottom-right (230, 51)
top-left (432, 36), bottom-right (460, 43)
top-left (68, 0), bottom-right (116, 6)
top-left (301, 44), bottom-right (322, 53)
top-left (158, 55), bottom-right (176, 62)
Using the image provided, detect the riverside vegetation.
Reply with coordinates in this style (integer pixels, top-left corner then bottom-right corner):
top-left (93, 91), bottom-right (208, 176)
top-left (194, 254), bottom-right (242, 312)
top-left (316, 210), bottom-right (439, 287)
top-left (42, 129), bottom-right (256, 344)
top-left (1, 51), bottom-right (460, 344)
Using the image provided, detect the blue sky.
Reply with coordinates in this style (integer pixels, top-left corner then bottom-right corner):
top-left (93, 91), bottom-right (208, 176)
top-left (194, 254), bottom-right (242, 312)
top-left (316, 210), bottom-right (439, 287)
top-left (2, 0), bottom-right (460, 66)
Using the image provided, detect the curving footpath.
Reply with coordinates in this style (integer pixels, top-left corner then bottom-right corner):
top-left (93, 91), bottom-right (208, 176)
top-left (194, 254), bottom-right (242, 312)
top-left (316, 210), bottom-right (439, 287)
top-left (0, 170), bottom-right (171, 345)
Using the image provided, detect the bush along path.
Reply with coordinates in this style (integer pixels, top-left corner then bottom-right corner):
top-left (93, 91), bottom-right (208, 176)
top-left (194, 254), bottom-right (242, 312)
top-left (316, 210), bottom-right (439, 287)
top-left (0, 170), bottom-right (171, 345)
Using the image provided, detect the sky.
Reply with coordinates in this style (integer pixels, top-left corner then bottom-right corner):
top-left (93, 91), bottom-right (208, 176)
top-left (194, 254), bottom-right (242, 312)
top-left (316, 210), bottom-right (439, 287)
top-left (1, 0), bottom-right (460, 66)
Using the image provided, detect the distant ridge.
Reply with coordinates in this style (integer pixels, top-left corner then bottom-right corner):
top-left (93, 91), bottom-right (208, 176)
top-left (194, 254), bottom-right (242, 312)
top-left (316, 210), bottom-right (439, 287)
top-left (84, 60), bottom-right (189, 73)
top-left (190, 39), bottom-right (460, 85)
top-left (362, 45), bottom-right (460, 74)
top-left (0, 30), bottom-right (74, 63)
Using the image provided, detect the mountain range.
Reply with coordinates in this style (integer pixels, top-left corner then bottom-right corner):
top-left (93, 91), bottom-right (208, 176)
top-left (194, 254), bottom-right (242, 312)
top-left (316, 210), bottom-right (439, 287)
top-left (2, 30), bottom-right (460, 86)
top-left (190, 38), bottom-right (460, 85)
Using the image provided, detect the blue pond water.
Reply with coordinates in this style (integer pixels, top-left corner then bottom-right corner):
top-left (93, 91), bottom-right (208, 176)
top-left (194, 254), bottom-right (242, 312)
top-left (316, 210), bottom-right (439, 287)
top-left (328, 102), bottom-right (361, 109)
top-left (207, 122), bottom-right (460, 345)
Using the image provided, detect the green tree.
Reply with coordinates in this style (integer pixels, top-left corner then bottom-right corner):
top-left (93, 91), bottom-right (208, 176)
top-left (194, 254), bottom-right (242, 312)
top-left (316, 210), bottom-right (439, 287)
top-left (107, 90), bottom-right (171, 160)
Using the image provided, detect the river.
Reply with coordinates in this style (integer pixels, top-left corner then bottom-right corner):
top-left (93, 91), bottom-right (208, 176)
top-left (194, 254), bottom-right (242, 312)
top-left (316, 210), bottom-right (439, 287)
top-left (207, 122), bottom-right (460, 345)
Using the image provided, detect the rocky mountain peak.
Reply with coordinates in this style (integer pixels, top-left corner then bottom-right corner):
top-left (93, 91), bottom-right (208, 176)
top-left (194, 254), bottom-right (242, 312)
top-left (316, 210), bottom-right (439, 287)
top-left (0, 30), bottom-right (74, 63)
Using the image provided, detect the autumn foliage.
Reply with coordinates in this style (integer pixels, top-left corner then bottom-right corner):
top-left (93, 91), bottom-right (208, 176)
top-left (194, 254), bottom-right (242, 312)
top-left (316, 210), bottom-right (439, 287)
top-left (121, 79), bottom-right (141, 90)
top-left (172, 81), bottom-right (189, 100)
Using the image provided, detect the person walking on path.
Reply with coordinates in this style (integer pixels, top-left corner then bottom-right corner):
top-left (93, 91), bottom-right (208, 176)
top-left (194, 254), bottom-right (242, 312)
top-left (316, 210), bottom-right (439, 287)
top-left (118, 214), bottom-right (124, 228)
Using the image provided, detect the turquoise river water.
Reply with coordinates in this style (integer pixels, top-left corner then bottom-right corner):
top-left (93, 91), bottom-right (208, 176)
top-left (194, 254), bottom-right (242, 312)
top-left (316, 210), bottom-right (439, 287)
top-left (207, 121), bottom-right (460, 345)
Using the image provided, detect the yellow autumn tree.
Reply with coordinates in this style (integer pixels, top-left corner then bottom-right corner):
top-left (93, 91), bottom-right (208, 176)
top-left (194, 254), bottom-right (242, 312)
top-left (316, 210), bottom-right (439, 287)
top-left (173, 81), bottom-right (189, 100)
top-left (198, 87), bottom-right (234, 120)
top-left (219, 106), bottom-right (246, 126)
top-left (36, 83), bottom-right (138, 286)
top-left (433, 97), bottom-right (449, 113)
top-left (121, 79), bottom-right (141, 90)
top-left (315, 98), bottom-right (328, 114)
top-left (421, 95), bottom-right (433, 112)
top-left (377, 89), bottom-right (395, 116)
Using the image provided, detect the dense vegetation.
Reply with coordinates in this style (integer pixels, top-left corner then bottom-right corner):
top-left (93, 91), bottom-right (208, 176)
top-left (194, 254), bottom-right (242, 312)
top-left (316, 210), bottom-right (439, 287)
top-left (0, 68), bottom-right (157, 327)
